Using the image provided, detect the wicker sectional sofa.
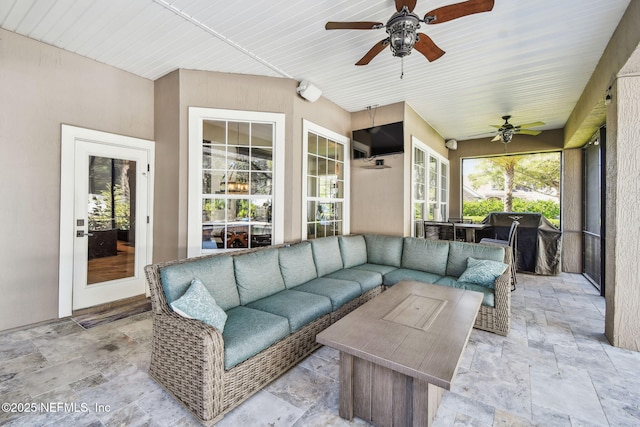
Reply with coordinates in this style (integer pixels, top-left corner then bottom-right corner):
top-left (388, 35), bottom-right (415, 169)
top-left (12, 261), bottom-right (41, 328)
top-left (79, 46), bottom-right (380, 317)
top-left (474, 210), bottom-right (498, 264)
top-left (144, 234), bottom-right (512, 425)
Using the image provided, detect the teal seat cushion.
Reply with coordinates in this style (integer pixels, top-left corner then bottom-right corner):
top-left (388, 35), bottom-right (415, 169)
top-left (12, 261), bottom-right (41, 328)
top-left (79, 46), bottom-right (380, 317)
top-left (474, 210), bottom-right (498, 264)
top-left (310, 236), bottom-right (344, 276)
top-left (223, 306), bottom-right (290, 370)
top-left (234, 248), bottom-right (286, 305)
top-left (325, 268), bottom-right (383, 293)
top-left (458, 257), bottom-right (508, 289)
top-left (435, 276), bottom-right (495, 307)
top-left (338, 235), bottom-right (367, 268)
top-left (293, 277), bottom-right (362, 310)
top-left (364, 235), bottom-right (404, 267)
top-left (383, 268), bottom-right (442, 287)
top-left (279, 242), bottom-right (317, 288)
top-left (246, 290), bottom-right (332, 332)
top-left (170, 278), bottom-right (228, 332)
top-left (352, 263), bottom-right (397, 276)
top-left (454, 282), bottom-right (495, 307)
top-left (402, 237), bottom-right (449, 276)
top-left (160, 255), bottom-right (240, 310)
top-left (434, 275), bottom-right (459, 287)
top-left (446, 241), bottom-right (505, 277)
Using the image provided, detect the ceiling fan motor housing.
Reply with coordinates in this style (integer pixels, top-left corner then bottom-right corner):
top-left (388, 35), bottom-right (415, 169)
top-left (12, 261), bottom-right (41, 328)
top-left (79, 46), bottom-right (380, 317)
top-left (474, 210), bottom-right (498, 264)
top-left (386, 7), bottom-right (421, 57)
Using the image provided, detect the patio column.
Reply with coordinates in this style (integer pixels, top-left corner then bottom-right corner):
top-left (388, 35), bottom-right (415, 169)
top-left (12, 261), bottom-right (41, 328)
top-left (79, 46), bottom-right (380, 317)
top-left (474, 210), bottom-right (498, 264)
top-left (604, 57), bottom-right (640, 350)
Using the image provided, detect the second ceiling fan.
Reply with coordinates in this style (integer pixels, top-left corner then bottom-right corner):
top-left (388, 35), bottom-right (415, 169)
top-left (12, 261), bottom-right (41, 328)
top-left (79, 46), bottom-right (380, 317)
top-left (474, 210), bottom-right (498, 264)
top-left (490, 115), bottom-right (545, 143)
top-left (325, 0), bottom-right (495, 66)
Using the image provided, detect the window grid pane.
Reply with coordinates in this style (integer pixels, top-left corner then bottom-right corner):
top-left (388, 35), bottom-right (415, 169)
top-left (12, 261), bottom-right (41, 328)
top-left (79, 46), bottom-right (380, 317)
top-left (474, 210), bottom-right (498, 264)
top-left (305, 131), bottom-right (345, 240)
top-left (412, 144), bottom-right (449, 232)
top-left (202, 119), bottom-right (274, 250)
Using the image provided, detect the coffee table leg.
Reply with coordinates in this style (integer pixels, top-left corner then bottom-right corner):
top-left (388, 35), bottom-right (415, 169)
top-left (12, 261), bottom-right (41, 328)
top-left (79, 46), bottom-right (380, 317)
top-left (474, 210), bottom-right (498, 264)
top-left (339, 352), bottom-right (354, 420)
top-left (413, 380), bottom-right (445, 427)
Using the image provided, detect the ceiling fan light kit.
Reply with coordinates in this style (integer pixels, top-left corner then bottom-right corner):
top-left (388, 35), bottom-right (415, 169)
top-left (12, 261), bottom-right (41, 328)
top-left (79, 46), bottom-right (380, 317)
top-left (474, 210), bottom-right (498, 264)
top-left (387, 7), bottom-right (421, 58)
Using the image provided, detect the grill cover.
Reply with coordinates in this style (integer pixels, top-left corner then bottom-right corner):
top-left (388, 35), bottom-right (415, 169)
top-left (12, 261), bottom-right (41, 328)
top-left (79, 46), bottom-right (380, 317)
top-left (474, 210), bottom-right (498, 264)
top-left (479, 212), bottom-right (562, 275)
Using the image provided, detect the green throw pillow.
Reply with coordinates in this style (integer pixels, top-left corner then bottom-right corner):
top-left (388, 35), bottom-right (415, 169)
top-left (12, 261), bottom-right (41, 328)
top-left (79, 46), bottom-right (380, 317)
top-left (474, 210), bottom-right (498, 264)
top-left (458, 257), bottom-right (508, 289)
top-left (170, 278), bottom-right (228, 331)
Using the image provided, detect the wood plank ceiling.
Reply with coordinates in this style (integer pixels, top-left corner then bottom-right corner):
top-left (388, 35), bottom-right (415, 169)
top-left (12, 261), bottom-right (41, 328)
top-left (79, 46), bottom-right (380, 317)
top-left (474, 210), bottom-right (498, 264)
top-left (0, 0), bottom-right (632, 141)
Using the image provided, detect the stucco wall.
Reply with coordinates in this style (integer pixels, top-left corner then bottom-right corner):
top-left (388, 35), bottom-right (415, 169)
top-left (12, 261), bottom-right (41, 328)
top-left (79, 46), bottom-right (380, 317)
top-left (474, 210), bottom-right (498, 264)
top-left (350, 103), bottom-right (405, 235)
top-left (153, 71), bottom-right (182, 262)
top-left (605, 74), bottom-right (640, 350)
top-left (0, 29), bottom-right (154, 331)
top-left (349, 102), bottom-right (447, 236)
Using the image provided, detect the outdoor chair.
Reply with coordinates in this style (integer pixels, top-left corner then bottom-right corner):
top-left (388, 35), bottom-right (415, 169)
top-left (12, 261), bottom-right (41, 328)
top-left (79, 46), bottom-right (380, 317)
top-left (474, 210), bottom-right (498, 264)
top-left (480, 216), bottom-right (520, 290)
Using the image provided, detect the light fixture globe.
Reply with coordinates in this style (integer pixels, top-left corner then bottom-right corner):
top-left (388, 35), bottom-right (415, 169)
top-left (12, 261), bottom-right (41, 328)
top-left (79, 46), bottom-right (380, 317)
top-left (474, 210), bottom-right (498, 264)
top-left (386, 7), bottom-right (421, 58)
top-left (501, 130), bottom-right (514, 144)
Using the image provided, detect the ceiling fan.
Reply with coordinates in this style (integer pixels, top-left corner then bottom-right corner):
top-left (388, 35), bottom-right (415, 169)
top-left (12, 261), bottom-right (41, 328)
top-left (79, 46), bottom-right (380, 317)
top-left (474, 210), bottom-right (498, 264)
top-left (490, 115), bottom-right (545, 143)
top-left (325, 0), bottom-right (494, 66)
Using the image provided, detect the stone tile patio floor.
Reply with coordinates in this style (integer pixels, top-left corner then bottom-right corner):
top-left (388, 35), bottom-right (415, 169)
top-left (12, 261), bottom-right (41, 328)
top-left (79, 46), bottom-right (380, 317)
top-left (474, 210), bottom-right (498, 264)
top-left (1, 272), bottom-right (639, 426)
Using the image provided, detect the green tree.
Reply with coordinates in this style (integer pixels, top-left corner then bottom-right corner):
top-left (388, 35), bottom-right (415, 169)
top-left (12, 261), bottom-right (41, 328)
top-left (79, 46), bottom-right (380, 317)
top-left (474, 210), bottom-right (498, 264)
top-left (467, 153), bottom-right (560, 211)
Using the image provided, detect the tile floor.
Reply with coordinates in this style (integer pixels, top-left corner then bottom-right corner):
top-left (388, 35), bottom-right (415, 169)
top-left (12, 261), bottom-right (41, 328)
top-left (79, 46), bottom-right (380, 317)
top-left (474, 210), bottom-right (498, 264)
top-left (2, 273), bottom-right (640, 426)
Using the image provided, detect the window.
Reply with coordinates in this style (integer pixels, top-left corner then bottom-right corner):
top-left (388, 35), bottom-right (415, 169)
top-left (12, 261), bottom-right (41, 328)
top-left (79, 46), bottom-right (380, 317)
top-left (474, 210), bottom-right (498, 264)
top-left (460, 153), bottom-right (560, 226)
top-left (302, 120), bottom-right (350, 239)
top-left (188, 108), bottom-right (284, 256)
top-left (412, 136), bottom-right (449, 237)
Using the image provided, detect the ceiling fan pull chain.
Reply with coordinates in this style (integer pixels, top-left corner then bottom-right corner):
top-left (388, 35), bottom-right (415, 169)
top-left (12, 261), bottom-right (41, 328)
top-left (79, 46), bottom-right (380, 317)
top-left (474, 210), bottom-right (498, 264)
top-left (401, 57), bottom-right (404, 79)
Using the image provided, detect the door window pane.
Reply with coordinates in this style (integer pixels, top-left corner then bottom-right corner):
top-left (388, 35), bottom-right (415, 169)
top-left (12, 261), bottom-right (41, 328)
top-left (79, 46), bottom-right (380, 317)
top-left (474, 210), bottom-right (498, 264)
top-left (87, 156), bottom-right (136, 284)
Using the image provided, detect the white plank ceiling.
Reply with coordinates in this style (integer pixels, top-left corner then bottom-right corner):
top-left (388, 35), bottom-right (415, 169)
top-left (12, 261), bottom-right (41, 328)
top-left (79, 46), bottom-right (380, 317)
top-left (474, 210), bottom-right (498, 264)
top-left (0, 0), bottom-right (632, 141)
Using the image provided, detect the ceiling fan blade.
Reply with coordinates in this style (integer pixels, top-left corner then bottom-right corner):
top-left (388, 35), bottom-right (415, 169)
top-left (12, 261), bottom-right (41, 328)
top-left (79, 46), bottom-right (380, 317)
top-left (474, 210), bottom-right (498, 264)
top-left (517, 121), bottom-right (545, 129)
top-left (491, 134), bottom-right (502, 142)
top-left (413, 34), bottom-right (445, 62)
top-left (489, 124), bottom-right (503, 128)
top-left (396, 0), bottom-right (417, 12)
top-left (356, 39), bottom-right (389, 66)
top-left (424, 0), bottom-right (495, 24)
top-left (325, 21), bottom-right (383, 30)
top-left (517, 129), bottom-right (542, 136)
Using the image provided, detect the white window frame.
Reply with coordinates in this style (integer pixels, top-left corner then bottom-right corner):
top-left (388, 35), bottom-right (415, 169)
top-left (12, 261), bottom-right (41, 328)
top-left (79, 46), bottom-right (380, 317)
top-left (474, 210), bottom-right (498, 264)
top-left (301, 120), bottom-right (350, 240)
top-left (188, 107), bottom-right (285, 257)
top-left (411, 136), bottom-right (449, 237)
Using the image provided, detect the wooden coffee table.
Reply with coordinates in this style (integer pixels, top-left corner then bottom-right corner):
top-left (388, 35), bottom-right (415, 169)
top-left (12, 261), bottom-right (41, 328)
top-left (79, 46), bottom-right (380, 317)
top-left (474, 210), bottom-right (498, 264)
top-left (316, 280), bottom-right (483, 427)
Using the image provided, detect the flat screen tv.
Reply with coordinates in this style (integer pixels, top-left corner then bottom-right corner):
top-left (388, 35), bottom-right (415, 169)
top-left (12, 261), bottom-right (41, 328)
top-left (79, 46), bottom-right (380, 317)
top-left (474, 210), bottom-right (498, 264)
top-left (352, 121), bottom-right (404, 159)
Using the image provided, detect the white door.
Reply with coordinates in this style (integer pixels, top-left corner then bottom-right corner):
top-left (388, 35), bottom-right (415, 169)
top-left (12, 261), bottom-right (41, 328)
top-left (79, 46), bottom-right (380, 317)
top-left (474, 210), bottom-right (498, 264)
top-left (59, 126), bottom-right (154, 313)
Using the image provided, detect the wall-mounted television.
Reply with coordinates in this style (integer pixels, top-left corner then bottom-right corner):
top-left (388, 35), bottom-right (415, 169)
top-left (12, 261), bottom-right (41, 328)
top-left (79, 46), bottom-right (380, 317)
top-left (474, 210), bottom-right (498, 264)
top-left (352, 121), bottom-right (404, 159)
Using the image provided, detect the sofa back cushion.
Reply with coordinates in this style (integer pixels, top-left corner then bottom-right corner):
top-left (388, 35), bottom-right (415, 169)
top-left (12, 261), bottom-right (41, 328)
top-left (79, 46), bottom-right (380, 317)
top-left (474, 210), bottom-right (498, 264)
top-left (279, 242), bottom-right (318, 288)
top-left (446, 241), bottom-right (506, 277)
top-left (234, 248), bottom-right (286, 305)
top-left (160, 255), bottom-right (240, 311)
top-left (364, 234), bottom-right (404, 267)
top-left (310, 236), bottom-right (344, 276)
top-left (402, 237), bottom-right (449, 276)
top-left (338, 235), bottom-right (367, 268)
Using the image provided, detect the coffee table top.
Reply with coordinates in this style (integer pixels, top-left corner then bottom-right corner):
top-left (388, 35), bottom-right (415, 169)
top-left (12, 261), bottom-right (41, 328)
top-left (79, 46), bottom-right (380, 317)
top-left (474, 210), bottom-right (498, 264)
top-left (316, 280), bottom-right (483, 389)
